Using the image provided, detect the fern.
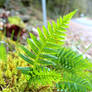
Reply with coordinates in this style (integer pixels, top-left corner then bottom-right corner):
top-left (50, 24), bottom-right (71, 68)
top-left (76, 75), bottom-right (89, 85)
top-left (56, 47), bottom-right (88, 73)
top-left (55, 47), bottom-right (92, 92)
top-left (56, 72), bottom-right (91, 92)
top-left (17, 10), bottom-right (92, 91)
top-left (27, 67), bottom-right (61, 86)
top-left (19, 10), bottom-right (77, 67)
top-left (17, 66), bottom-right (61, 88)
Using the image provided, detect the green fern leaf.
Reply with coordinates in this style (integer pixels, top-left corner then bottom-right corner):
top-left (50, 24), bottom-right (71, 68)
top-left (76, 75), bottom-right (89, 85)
top-left (56, 73), bottom-right (91, 92)
top-left (27, 67), bottom-right (61, 86)
top-left (18, 10), bottom-right (77, 88)
top-left (19, 53), bottom-right (34, 65)
top-left (20, 45), bottom-right (36, 59)
top-left (56, 47), bottom-right (87, 72)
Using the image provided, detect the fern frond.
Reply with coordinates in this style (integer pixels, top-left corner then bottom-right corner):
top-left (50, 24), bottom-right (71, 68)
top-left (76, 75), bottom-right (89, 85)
top-left (18, 66), bottom-right (61, 86)
top-left (63, 9), bottom-right (77, 24)
top-left (56, 73), bottom-right (91, 92)
top-left (56, 47), bottom-right (88, 72)
top-left (18, 10), bottom-right (77, 88)
top-left (28, 67), bottom-right (61, 86)
top-left (19, 10), bottom-right (77, 67)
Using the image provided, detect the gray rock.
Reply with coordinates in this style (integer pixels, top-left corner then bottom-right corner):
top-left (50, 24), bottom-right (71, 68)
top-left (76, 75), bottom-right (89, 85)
top-left (20, 15), bottom-right (30, 23)
top-left (10, 9), bottom-right (16, 16)
top-left (25, 25), bottom-right (32, 32)
top-left (25, 26), bottom-right (39, 40)
top-left (0, 8), bottom-right (5, 14)
top-left (18, 8), bottom-right (27, 15)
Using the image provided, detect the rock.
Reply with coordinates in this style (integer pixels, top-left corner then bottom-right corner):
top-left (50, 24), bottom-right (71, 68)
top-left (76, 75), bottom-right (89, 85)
top-left (10, 9), bottom-right (16, 16)
top-left (26, 25), bottom-right (39, 39)
top-left (32, 27), bottom-right (38, 34)
top-left (0, 8), bottom-right (5, 14)
top-left (18, 8), bottom-right (27, 15)
top-left (0, 21), bottom-right (4, 30)
top-left (20, 15), bottom-right (30, 23)
top-left (25, 25), bottom-right (32, 32)
top-left (31, 27), bottom-right (39, 39)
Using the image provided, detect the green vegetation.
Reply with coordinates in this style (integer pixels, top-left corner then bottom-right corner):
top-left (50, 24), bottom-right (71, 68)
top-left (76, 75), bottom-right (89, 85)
top-left (0, 10), bottom-right (92, 92)
top-left (8, 16), bottom-right (25, 28)
top-left (0, 44), bottom-right (7, 62)
top-left (0, 0), bottom-right (6, 7)
top-left (17, 10), bottom-right (92, 92)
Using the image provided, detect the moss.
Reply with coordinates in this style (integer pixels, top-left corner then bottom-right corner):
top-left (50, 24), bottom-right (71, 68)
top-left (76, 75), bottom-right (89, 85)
top-left (0, 49), bottom-right (29, 92)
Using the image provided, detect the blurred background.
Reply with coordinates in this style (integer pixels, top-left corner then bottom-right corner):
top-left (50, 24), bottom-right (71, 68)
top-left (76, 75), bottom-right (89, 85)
top-left (0, 0), bottom-right (92, 20)
top-left (0, 0), bottom-right (92, 57)
top-left (0, 0), bottom-right (92, 26)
